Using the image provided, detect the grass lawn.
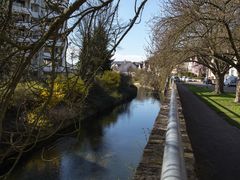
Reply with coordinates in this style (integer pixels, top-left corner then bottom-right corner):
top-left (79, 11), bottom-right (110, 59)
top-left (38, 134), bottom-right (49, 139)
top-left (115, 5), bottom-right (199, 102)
top-left (186, 84), bottom-right (240, 127)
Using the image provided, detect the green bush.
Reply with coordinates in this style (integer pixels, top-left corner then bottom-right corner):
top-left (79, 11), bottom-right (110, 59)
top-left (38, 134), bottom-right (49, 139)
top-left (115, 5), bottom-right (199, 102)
top-left (13, 82), bottom-right (37, 105)
top-left (51, 75), bottom-right (87, 102)
top-left (180, 72), bottom-right (197, 78)
top-left (96, 71), bottom-right (121, 91)
top-left (62, 76), bottom-right (87, 97)
top-left (40, 82), bottom-right (65, 106)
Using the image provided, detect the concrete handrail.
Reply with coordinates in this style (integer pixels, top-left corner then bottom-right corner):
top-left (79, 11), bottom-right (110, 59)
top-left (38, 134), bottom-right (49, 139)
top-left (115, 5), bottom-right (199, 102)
top-left (161, 82), bottom-right (187, 180)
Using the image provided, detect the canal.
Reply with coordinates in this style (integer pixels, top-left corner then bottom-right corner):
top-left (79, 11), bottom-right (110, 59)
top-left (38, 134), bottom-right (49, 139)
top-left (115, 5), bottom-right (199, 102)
top-left (8, 89), bottom-right (160, 180)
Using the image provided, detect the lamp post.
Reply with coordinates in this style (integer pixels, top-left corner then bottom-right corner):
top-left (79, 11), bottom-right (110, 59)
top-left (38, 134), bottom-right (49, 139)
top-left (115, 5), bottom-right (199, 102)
top-left (71, 52), bottom-right (74, 70)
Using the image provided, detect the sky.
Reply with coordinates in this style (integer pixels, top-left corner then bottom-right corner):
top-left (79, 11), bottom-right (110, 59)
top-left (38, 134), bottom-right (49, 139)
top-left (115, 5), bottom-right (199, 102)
top-left (67, 0), bottom-right (162, 64)
top-left (113, 0), bottom-right (161, 62)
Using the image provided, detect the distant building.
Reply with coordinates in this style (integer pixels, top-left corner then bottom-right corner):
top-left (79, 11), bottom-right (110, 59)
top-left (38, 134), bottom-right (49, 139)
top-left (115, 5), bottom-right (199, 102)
top-left (11, 0), bottom-right (68, 74)
top-left (111, 60), bottom-right (145, 74)
top-left (172, 61), bottom-right (205, 77)
top-left (186, 60), bottom-right (205, 77)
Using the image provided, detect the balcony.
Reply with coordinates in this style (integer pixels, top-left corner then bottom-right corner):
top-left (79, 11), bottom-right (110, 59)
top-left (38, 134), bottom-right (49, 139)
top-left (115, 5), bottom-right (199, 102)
top-left (13, 3), bottom-right (41, 18)
top-left (31, 11), bottom-right (40, 18)
top-left (17, 37), bottom-right (38, 43)
top-left (43, 66), bottom-right (65, 73)
top-left (46, 12), bottom-right (59, 19)
top-left (31, 0), bottom-right (41, 5)
top-left (15, 21), bottom-right (32, 28)
top-left (43, 52), bottom-right (51, 59)
top-left (46, 40), bottom-right (64, 47)
top-left (12, 3), bottom-right (31, 14)
top-left (32, 34), bottom-right (40, 40)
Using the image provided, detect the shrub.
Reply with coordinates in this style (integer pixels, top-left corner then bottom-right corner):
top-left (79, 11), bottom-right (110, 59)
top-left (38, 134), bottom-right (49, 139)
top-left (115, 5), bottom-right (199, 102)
top-left (120, 74), bottom-right (132, 87)
top-left (180, 72), bottom-right (197, 78)
top-left (13, 81), bottom-right (65, 107)
top-left (26, 109), bottom-right (51, 128)
top-left (40, 82), bottom-right (65, 106)
top-left (42, 75), bottom-right (87, 104)
top-left (13, 81), bottom-right (42, 106)
top-left (96, 71), bottom-right (121, 91)
top-left (62, 76), bottom-right (86, 96)
top-left (12, 75), bottom-right (87, 108)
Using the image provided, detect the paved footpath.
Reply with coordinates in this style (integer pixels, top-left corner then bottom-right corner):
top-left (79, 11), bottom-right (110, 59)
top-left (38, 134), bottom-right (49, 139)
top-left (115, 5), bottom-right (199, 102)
top-left (177, 83), bottom-right (240, 180)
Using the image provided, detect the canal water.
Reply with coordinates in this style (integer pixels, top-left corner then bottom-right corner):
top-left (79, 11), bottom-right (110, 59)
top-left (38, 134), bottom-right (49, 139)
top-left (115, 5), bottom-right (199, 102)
top-left (9, 89), bottom-right (160, 180)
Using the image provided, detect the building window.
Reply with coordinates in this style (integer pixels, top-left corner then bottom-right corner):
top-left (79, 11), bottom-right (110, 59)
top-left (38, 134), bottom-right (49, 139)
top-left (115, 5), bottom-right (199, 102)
top-left (13, 0), bottom-right (25, 7)
top-left (32, 31), bottom-right (40, 39)
top-left (43, 60), bottom-right (51, 66)
top-left (31, 4), bottom-right (39, 12)
top-left (31, 17), bottom-right (39, 24)
top-left (15, 14), bottom-right (30, 23)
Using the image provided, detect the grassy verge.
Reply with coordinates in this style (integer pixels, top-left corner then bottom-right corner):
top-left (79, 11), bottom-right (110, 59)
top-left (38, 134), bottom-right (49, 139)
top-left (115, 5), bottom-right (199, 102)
top-left (186, 84), bottom-right (240, 127)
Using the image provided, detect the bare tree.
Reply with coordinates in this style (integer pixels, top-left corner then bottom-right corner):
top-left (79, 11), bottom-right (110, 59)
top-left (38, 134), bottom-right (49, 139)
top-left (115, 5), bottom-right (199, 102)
top-left (0, 0), bottom-right (148, 178)
top-left (149, 0), bottom-right (240, 98)
top-left (192, 56), bottom-right (230, 94)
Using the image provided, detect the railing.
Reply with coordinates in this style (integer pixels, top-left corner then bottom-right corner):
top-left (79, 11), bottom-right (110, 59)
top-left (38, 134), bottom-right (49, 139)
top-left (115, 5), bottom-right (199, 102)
top-left (161, 82), bottom-right (187, 180)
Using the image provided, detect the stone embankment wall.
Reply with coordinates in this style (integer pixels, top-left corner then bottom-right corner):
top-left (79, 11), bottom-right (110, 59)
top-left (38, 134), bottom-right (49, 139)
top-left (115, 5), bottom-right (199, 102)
top-left (134, 87), bottom-right (197, 180)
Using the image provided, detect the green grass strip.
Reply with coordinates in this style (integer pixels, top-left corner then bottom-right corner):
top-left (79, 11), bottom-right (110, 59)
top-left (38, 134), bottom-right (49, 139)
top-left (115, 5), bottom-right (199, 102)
top-left (186, 84), bottom-right (240, 128)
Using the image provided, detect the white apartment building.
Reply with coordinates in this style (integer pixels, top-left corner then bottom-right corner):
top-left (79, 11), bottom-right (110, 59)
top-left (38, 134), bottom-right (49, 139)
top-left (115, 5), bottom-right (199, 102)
top-left (228, 67), bottom-right (238, 77)
top-left (12, 0), bottom-right (68, 74)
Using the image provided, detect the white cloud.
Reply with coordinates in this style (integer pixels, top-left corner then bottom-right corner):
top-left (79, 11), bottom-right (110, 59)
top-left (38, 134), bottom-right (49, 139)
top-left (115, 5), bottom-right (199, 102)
top-left (113, 53), bottom-right (146, 62)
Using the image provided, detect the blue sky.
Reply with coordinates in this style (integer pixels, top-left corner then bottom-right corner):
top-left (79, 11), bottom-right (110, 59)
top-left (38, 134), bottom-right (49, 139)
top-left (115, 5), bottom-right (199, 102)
top-left (114, 0), bottom-right (161, 62)
top-left (67, 0), bottom-right (161, 63)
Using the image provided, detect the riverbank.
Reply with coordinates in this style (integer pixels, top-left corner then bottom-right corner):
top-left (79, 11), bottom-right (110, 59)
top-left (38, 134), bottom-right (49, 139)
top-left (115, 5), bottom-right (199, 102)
top-left (0, 77), bottom-right (137, 177)
top-left (6, 87), bottom-right (160, 180)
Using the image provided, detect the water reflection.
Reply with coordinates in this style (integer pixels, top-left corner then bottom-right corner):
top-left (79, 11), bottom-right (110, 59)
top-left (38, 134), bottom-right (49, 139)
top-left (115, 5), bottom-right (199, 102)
top-left (8, 89), bottom-right (160, 180)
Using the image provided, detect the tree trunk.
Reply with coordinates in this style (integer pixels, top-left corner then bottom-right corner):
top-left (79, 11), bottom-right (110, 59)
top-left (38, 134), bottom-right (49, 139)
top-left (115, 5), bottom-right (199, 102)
top-left (235, 73), bottom-right (240, 103)
top-left (214, 73), bottom-right (224, 94)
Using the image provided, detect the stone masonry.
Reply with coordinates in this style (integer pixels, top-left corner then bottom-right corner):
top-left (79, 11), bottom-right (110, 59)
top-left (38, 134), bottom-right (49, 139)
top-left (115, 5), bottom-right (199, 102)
top-left (134, 87), bottom-right (197, 180)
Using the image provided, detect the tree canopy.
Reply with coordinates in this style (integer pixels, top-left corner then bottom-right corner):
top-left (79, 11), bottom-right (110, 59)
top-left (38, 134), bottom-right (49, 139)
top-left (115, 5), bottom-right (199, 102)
top-left (149, 0), bottom-right (240, 99)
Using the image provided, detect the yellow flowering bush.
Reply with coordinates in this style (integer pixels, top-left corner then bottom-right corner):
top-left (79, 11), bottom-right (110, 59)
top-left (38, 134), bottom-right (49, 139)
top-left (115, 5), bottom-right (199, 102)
top-left (26, 110), bottom-right (51, 128)
top-left (40, 75), bottom-right (87, 105)
top-left (40, 82), bottom-right (65, 106)
top-left (14, 75), bottom-right (87, 108)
